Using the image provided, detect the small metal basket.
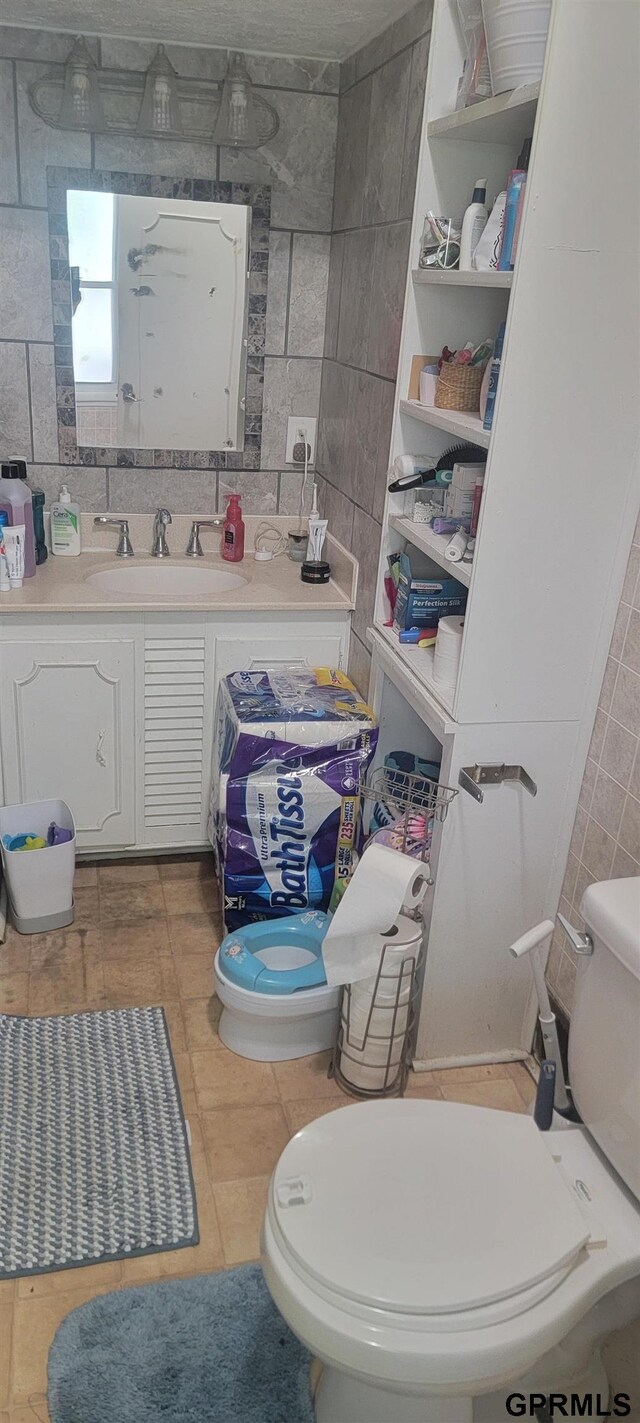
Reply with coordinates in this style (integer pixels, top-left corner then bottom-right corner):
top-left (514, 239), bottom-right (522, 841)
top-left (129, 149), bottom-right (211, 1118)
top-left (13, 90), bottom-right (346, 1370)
top-left (329, 766), bottom-right (458, 1099)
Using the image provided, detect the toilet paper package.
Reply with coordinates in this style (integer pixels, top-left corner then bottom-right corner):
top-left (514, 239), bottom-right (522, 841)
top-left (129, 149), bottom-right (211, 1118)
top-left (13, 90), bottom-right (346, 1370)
top-left (211, 668), bottom-right (377, 930)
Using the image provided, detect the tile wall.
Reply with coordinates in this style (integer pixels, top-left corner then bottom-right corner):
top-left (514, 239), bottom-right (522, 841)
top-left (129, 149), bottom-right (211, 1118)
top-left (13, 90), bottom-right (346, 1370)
top-left (0, 26), bottom-right (338, 514)
top-left (546, 513), bottom-right (640, 1017)
top-left (315, 0), bottom-right (433, 693)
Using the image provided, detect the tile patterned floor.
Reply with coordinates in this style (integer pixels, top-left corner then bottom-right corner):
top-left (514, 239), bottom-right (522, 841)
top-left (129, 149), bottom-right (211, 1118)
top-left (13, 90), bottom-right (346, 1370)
top-left (0, 853), bottom-right (537, 1419)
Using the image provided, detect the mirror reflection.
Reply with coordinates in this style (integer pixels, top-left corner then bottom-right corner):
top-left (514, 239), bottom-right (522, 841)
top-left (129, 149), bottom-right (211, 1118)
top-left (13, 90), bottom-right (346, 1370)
top-left (67, 190), bottom-right (250, 451)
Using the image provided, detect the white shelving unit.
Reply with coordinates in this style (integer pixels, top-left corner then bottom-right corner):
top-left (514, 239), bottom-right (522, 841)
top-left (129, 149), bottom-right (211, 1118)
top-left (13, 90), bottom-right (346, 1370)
top-left (367, 0), bottom-right (640, 1070)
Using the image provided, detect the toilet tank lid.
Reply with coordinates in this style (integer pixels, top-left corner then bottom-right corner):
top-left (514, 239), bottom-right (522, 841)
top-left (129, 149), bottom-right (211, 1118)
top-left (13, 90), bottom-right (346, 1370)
top-left (581, 878), bottom-right (640, 979)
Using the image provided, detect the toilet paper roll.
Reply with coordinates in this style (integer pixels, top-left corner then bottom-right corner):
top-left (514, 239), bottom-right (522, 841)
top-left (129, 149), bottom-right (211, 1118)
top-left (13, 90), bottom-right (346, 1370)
top-left (444, 528), bottom-right (468, 563)
top-left (322, 844), bottom-right (428, 987)
top-left (432, 616), bottom-right (464, 698)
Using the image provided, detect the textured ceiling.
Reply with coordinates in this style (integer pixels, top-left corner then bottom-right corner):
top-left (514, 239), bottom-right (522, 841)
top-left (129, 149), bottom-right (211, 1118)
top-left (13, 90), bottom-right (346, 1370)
top-left (7, 0), bottom-right (419, 60)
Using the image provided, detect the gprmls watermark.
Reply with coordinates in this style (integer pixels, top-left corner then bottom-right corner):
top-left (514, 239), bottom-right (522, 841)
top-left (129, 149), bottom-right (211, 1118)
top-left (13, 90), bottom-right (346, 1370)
top-left (505, 1395), bottom-right (633, 1418)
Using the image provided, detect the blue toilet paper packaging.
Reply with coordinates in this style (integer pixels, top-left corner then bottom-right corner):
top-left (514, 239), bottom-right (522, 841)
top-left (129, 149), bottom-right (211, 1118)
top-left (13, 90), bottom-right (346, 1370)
top-left (211, 669), bottom-right (377, 930)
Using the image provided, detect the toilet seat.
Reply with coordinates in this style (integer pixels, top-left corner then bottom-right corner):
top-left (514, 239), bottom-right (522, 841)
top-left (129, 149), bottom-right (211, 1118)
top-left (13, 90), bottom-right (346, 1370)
top-left (217, 911), bottom-right (330, 995)
top-left (269, 1099), bottom-right (589, 1317)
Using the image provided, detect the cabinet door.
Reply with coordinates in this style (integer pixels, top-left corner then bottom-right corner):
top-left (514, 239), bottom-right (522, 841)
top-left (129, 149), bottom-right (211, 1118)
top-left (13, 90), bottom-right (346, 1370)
top-left (0, 639), bottom-right (135, 849)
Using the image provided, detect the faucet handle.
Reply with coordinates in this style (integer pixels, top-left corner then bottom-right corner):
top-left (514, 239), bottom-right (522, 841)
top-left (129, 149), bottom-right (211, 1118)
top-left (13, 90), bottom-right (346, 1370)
top-left (94, 516), bottom-right (134, 558)
top-left (156, 507), bottom-right (172, 525)
top-left (186, 518), bottom-right (223, 557)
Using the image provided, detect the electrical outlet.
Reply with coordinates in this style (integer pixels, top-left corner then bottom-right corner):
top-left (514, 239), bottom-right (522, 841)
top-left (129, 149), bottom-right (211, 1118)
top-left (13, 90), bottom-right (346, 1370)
top-left (285, 416), bottom-right (317, 465)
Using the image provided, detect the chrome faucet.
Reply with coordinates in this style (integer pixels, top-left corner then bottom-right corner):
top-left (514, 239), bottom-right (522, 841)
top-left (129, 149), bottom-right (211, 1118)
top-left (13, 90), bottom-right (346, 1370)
top-left (186, 518), bottom-right (224, 557)
top-left (93, 517), bottom-right (134, 557)
top-left (152, 508), bottom-right (172, 557)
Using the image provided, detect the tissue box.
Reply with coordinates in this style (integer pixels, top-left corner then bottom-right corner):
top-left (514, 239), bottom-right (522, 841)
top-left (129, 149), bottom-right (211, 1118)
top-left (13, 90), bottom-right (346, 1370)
top-left (393, 551), bottom-right (467, 632)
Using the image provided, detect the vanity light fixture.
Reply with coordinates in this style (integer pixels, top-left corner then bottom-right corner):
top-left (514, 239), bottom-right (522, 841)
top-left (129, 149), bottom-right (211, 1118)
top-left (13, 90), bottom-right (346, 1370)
top-left (29, 40), bottom-right (279, 148)
top-left (212, 51), bottom-right (260, 147)
top-left (137, 45), bottom-right (183, 138)
top-left (60, 36), bottom-right (105, 131)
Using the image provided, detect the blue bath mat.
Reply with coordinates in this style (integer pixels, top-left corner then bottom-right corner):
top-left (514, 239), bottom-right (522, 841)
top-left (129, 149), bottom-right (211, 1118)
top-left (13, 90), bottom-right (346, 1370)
top-left (0, 1007), bottom-right (197, 1279)
top-left (48, 1263), bottom-right (314, 1423)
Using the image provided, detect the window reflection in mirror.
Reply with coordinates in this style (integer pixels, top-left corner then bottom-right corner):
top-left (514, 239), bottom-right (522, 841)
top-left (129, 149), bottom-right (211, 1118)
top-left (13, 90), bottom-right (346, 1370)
top-left (66, 191), bottom-right (250, 452)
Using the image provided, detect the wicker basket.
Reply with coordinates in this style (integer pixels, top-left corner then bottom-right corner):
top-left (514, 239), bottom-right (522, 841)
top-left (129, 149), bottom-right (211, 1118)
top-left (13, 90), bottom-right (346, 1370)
top-left (435, 361), bottom-right (485, 412)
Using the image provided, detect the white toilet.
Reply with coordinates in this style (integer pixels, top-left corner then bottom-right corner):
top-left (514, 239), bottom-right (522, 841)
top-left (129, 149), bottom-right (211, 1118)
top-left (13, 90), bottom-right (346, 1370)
top-left (262, 877), bottom-right (640, 1422)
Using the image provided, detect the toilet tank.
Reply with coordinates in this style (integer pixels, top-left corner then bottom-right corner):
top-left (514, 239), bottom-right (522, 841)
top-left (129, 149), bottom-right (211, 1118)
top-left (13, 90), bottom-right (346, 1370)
top-left (568, 877), bottom-right (640, 1201)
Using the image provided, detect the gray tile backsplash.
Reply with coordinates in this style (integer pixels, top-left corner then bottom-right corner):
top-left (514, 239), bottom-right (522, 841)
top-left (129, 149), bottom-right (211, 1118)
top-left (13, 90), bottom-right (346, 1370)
top-left (0, 24), bottom-right (338, 519)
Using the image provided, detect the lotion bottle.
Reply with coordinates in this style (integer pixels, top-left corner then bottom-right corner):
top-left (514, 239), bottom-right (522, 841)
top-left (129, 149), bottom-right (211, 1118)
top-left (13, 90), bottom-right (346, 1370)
top-left (221, 493), bottom-right (245, 562)
top-left (459, 179), bottom-right (488, 271)
top-left (50, 485), bottom-right (82, 556)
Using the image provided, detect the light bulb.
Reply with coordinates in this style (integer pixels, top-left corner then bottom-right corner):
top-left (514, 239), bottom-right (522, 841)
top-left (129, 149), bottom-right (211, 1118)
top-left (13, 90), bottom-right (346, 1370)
top-left (71, 69), bottom-right (90, 122)
top-left (228, 80), bottom-right (249, 143)
top-left (152, 75), bottom-right (171, 130)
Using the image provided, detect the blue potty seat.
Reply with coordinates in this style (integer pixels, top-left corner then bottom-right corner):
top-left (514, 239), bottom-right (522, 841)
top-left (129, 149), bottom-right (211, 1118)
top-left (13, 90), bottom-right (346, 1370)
top-left (218, 911), bottom-right (330, 995)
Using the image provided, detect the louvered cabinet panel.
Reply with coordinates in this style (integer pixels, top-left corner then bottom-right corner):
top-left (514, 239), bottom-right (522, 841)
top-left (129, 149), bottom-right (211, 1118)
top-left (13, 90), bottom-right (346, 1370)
top-left (143, 638), bottom-right (206, 830)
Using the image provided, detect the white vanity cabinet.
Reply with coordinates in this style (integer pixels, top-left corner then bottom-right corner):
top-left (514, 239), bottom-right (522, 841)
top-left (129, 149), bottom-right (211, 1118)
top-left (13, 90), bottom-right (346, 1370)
top-left (0, 631), bottom-right (136, 850)
top-left (0, 609), bottom-right (351, 854)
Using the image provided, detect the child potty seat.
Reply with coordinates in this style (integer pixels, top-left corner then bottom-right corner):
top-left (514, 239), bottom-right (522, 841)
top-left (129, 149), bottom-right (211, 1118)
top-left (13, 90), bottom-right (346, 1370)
top-left (219, 912), bottom-right (330, 995)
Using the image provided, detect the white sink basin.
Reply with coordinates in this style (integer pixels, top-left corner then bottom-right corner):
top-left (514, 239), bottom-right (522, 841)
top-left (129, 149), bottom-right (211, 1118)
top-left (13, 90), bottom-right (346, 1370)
top-left (85, 562), bottom-right (248, 597)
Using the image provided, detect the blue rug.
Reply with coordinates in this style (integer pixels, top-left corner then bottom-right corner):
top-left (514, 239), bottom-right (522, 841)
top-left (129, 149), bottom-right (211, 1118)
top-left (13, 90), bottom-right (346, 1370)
top-left (48, 1263), bottom-right (314, 1423)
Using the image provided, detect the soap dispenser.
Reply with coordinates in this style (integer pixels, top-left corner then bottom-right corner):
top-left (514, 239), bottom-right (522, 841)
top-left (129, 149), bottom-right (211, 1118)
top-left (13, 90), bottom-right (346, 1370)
top-left (222, 494), bottom-right (245, 562)
top-left (51, 485), bottom-right (82, 556)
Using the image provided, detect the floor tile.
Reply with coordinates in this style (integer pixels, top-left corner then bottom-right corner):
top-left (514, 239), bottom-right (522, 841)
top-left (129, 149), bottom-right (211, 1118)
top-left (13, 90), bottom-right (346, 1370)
top-left (162, 999), bottom-right (187, 1054)
top-left (0, 972), bottom-right (30, 1014)
top-left (181, 995), bottom-right (222, 1052)
top-left (191, 1046), bottom-right (278, 1111)
top-left (398, 1075), bottom-right (444, 1100)
top-left (0, 1302), bottom-right (12, 1405)
top-left (167, 913), bottom-right (220, 958)
top-left (214, 1176), bottom-right (270, 1266)
top-left (9, 1407), bottom-right (51, 1422)
top-left (284, 1096), bottom-right (357, 1134)
top-left (163, 880), bottom-right (219, 916)
top-left (102, 954), bottom-right (178, 1009)
top-left (97, 859), bottom-right (161, 886)
top-left (73, 863), bottom-right (98, 888)
top-left (273, 1051), bottom-right (341, 1102)
top-left (98, 882), bottom-right (166, 921)
top-left (172, 1050), bottom-right (195, 1095)
top-left (173, 953), bottom-right (215, 1001)
top-left (29, 928), bottom-right (102, 974)
top-left (202, 1103), bottom-right (289, 1182)
top-left (0, 928), bottom-right (31, 978)
top-left (100, 917), bottom-right (172, 961)
top-left (70, 888), bottom-right (101, 925)
top-left (11, 1286), bottom-right (115, 1402)
top-left (508, 1060), bottom-right (538, 1108)
top-left (159, 854), bottom-right (214, 883)
top-left (17, 1259), bottom-right (122, 1300)
top-left (0, 1280), bottom-right (15, 1304)
top-left (28, 958), bottom-right (105, 1017)
top-left (439, 1078), bottom-right (526, 1113)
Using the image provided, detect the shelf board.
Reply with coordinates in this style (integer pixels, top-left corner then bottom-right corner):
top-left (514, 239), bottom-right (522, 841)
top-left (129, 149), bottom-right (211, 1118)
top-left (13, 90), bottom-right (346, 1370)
top-left (389, 515), bottom-right (472, 588)
top-left (427, 83), bottom-right (540, 144)
top-left (412, 268), bottom-right (512, 289)
top-left (399, 399), bottom-right (491, 449)
top-left (368, 622), bottom-right (457, 736)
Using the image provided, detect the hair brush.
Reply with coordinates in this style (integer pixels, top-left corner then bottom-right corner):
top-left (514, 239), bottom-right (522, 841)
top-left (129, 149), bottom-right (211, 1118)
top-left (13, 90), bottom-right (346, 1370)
top-left (388, 442), bottom-right (487, 493)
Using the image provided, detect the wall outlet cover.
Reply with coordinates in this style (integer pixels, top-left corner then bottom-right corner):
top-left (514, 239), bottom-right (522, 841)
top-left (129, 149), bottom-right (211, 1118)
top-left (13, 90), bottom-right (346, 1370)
top-left (285, 416), bottom-right (317, 465)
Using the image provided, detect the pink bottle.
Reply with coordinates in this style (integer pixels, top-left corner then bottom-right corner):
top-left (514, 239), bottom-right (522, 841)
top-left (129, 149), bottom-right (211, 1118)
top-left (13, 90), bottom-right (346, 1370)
top-left (221, 494), bottom-right (245, 562)
top-left (0, 462), bottom-right (36, 577)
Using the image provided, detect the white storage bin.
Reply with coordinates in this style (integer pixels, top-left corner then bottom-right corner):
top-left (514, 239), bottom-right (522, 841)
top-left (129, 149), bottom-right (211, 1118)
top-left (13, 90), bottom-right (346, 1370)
top-left (0, 799), bottom-right (75, 934)
top-left (482, 0), bottom-right (552, 93)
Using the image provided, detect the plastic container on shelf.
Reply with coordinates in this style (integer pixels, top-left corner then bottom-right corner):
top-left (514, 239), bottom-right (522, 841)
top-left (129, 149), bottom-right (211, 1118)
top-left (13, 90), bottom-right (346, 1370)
top-left (0, 462), bottom-right (36, 578)
top-left (481, 0), bottom-right (552, 93)
top-left (0, 799), bottom-right (76, 934)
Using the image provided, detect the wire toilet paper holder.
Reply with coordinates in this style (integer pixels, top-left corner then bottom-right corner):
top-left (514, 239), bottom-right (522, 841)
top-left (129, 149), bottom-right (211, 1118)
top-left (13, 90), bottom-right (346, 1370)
top-left (329, 765), bottom-right (458, 1099)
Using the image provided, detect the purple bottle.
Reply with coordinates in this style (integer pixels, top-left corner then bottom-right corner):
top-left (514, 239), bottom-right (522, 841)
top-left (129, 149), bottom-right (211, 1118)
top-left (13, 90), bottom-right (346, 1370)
top-left (0, 461), bottom-right (36, 577)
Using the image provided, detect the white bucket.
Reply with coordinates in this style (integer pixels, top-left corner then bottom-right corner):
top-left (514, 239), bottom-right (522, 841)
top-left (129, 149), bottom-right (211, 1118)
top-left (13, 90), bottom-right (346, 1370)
top-left (0, 799), bottom-right (76, 933)
top-left (482, 0), bottom-right (552, 93)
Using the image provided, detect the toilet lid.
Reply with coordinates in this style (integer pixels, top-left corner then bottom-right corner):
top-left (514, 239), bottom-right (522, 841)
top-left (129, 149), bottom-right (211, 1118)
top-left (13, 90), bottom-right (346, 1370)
top-left (270, 1099), bottom-right (589, 1315)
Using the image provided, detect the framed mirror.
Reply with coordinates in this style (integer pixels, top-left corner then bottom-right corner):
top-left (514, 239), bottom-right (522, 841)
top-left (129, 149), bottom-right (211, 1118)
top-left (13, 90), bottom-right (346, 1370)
top-left (47, 168), bottom-right (270, 470)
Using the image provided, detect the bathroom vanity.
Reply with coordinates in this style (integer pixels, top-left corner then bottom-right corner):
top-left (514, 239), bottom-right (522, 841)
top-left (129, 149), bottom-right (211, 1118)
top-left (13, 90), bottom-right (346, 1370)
top-left (0, 514), bottom-right (356, 855)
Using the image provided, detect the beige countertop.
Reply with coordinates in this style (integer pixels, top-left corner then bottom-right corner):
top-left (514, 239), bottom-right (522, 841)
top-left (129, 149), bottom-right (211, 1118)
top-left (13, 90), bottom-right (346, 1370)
top-left (1, 514), bottom-right (357, 616)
